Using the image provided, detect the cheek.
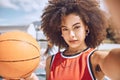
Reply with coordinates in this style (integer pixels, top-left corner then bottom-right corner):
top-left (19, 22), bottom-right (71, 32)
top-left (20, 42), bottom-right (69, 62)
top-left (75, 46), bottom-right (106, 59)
top-left (77, 34), bottom-right (85, 40)
top-left (62, 34), bottom-right (68, 41)
top-left (77, 30), bottom-right (86, 38)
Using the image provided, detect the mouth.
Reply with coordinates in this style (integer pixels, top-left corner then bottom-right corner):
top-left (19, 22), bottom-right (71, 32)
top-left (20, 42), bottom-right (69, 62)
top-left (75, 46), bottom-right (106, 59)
top-left (69, 40), bottom-right (78, 43)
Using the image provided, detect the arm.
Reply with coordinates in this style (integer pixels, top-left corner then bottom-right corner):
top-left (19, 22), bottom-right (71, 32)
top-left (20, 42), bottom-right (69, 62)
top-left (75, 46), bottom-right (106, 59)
top-left (45, 56), bottom-right (52, 80)
top-left (101, 48), bottom-right (120, 80)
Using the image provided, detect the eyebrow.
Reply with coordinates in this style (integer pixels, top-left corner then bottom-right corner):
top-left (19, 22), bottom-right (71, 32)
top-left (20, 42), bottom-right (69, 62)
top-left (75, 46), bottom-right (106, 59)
top-left (61, 22), bottom-right (81, 28)
top-left (72, 22), bottom-right (81, 27)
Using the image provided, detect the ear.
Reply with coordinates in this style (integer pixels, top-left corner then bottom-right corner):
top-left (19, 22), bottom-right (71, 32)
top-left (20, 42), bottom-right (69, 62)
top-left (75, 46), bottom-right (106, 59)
top-left (85, 25), bottom-right (89, 31)
top-left (85, 26), bottom-right (90, 36)
top-left (61, 34), bottom-right (63, 37)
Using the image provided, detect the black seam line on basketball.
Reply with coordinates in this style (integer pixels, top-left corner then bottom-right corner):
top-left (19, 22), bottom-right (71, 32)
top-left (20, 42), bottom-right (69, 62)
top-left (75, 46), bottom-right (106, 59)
top-left (2, 69), bottom-right (35, 79)
top-left (0, 56), bottom-right (40, 62)
top-left (21, 67), bottom-right (37, 79)
top-left (0, 39), bottom-right (40, 52)
top-left (4, 69), bottom-right (35, 80)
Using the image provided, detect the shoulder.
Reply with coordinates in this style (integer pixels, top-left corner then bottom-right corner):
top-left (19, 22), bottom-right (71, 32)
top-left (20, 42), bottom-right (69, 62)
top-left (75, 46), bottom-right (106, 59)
top-left (46, 52), bottom-right (60, 64)
top-left (94, 48), bottom-right (120, 61)
top-left (97, 48), bottom-right (120, 68)
top-left (92, 49), bottom-right (120, 67)
top-left (90, 50), bottom-right (108, 64)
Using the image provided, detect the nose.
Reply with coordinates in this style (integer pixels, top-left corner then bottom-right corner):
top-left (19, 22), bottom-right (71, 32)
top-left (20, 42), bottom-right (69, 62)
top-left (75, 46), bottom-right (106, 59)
top-left (69, 30), bottom-right (75, 38)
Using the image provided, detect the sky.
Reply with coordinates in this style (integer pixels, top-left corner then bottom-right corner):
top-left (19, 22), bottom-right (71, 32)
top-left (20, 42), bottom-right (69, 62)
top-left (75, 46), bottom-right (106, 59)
top-left (0, 0), bottom-right (48, 26)
top-left (0, 0), bottom-right (107, 26)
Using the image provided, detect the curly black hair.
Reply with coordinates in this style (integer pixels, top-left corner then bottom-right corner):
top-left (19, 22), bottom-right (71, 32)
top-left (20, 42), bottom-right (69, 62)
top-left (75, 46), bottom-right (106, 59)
top-left (41, 0), bottom-right (107, 48)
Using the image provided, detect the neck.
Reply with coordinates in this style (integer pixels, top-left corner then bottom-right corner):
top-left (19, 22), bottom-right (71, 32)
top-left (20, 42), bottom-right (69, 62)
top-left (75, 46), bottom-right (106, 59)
top-left (64, 46), bottom-right (88, 55)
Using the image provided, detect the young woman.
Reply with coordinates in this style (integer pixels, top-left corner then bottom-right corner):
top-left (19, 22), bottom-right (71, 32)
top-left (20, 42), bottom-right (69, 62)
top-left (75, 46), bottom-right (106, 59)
top-left (41, 0), bottom-right (120, 80)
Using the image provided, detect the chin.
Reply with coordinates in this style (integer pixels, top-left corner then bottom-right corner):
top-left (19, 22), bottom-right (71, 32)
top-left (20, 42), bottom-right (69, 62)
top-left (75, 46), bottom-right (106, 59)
top-left (69, 44), bottom-right (80, 48)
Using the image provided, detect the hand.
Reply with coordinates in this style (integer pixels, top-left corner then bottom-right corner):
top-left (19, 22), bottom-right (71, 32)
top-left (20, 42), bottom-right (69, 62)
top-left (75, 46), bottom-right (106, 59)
top-left (2, 73), bottom-right (39, 80)
top-left (24, 73), bottom-right (39, 80)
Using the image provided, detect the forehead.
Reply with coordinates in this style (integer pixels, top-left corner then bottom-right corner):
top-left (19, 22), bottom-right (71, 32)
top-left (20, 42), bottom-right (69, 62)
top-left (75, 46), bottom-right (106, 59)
top-left (61, 13), bottom-right (83, 26)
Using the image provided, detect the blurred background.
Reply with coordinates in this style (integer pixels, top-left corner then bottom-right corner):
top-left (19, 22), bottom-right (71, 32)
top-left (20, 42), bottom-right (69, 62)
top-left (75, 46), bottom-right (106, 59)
top-left (0, 0), bottom-right (120, 80)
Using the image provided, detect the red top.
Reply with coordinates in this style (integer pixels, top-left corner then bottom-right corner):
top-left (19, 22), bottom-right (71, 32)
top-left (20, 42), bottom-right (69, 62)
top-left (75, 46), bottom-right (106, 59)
top-left (49, 48), bottom-right (96, 80)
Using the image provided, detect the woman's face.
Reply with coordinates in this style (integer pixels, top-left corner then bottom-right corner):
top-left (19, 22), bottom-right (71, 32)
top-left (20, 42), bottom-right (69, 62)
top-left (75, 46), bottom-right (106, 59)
top-left (61, 13), bottom-right (88, 49)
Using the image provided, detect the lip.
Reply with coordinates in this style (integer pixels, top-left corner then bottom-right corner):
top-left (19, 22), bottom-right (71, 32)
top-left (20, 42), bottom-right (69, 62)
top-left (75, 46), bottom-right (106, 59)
top-left (69, 40), bottom-right (78, 43)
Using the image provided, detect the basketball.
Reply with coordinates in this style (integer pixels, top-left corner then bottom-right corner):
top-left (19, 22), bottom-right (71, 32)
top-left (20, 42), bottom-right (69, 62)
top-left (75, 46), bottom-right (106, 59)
top-left (0, 30), bottom-right (40, 79)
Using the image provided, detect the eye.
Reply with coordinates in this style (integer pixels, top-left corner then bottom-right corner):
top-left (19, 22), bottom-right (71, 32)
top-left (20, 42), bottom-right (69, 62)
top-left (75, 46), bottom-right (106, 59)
top-left (74, 26), bottom-right (80, 29)
top-left (62, 27), bottom-right (68, 31)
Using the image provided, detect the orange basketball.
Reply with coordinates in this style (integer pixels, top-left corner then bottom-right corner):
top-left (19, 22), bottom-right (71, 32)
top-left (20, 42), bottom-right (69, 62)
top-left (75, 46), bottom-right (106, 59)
top-left (0, 30), bottom-right (40, 79)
